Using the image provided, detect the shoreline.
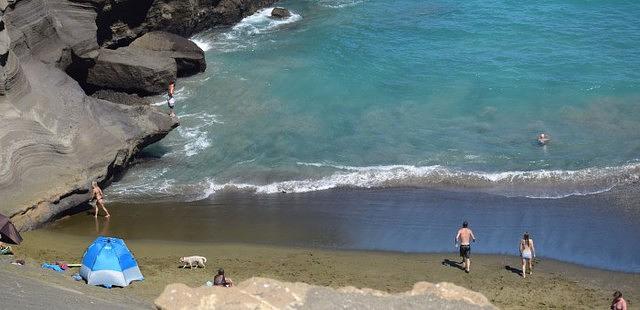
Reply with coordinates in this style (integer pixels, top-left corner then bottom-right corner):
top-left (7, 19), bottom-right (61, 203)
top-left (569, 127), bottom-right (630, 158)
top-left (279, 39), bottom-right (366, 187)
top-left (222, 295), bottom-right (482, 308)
top-left (52, 186), bottom-right (640, 273)
top-left (7, 229), bottom-right (638, 309)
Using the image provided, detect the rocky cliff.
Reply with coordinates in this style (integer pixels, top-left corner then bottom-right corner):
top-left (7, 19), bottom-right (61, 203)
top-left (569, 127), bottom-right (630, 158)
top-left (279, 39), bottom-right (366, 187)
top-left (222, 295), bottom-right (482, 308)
top-left (155, 277), bottom-right (498, 310)
top-left (87, 0), bottom-right (278, 48)
top-left (0, 0), bottom-right (274, 230)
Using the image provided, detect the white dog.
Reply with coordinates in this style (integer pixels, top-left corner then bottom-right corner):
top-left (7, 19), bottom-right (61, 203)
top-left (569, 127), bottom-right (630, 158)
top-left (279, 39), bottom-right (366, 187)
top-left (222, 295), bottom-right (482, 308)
top-left (179, 256), bottom-right (207, 269)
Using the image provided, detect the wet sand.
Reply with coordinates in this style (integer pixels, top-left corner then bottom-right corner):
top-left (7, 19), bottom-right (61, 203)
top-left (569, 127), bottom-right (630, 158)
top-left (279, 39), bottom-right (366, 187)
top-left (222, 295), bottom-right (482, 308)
top-left (7, 186), bottom-right (639, 308)
top-left (10, 229), bottom-right (638, 309)
top-left (55, 187), bottom-right (640, 272)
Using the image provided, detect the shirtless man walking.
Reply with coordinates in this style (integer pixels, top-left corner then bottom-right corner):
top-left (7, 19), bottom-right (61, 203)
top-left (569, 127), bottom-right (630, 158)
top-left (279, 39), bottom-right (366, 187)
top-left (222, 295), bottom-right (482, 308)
top-left (455, 221), bottom-right (476, 273)
top-left (91, 181), bottom-right (110, 218)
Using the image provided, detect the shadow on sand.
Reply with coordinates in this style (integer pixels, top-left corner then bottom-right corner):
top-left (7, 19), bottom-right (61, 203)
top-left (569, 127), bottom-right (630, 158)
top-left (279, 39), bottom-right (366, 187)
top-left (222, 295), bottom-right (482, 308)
top-left (505, 265), bottom-right (522, 276)
top-left (441, 259), bottom-right (465, 271)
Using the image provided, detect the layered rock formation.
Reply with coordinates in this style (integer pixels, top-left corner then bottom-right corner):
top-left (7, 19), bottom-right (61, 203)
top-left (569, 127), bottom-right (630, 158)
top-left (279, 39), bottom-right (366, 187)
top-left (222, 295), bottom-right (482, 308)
top-left (155, 278), bottom-right (497, 309)
top-left (0, 0), bottom-right (276, 229)
top-left (0, 0), bottom-right (178, 230)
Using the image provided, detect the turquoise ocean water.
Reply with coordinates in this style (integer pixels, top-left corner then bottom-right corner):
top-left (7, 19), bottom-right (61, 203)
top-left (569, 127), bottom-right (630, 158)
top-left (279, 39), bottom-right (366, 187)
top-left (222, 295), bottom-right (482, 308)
top-left (110, 0), bottom-right (640, 201)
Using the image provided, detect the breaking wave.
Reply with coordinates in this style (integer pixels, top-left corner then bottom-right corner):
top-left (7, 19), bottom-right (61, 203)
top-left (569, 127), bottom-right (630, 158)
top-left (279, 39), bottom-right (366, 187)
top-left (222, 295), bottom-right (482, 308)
top-left (232, 7), bottom-right (302, 35)
top-left (190, 7), bottom-right (302, 53)
top-left (191, 37), bottom-right (212, 52)
top-left (108, 162), bottom-right (640, 202)
top-left (317, 0), bottom-right (367, 9)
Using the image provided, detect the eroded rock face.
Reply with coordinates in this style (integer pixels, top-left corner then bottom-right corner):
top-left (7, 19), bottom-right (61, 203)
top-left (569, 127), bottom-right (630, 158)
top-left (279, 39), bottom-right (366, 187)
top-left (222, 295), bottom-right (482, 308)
top-left (87, 46), bottom-right (177, 94)
top-left (0, 0), bottom-right (276, 229)
top-left (154, 277), bottom-right (498, 310)
top-left (0, 0), bottom-right (177, 230)
top-left (130, 31), bottom-right (205, 77)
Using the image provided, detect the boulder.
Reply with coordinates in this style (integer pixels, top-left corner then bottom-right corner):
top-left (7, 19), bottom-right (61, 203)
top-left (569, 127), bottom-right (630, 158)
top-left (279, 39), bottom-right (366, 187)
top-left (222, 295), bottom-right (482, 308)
top-left (270, 7), bottom-right (291, 19)
top-left (130, 31), bottom-right (205, 77)
top-left (155, 277), bottom-right (497, 310)
top-left (86, 46), bottom-right (176, 95)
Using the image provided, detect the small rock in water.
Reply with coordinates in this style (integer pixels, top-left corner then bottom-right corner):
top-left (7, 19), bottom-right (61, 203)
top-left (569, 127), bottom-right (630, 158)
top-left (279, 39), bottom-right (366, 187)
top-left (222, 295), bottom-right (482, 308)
top-left (271, 7), bottom-right (291, 19)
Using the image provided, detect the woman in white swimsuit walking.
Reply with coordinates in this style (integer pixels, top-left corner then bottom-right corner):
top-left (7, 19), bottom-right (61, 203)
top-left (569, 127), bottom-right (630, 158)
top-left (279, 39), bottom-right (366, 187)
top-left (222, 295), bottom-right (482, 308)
top-left (519, 232), bottom-right (535, 278)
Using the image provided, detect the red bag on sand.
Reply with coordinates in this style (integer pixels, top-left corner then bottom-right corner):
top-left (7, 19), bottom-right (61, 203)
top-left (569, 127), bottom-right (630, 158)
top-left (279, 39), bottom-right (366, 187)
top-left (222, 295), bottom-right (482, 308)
top-left (55, 261), bottom-right (69, 270)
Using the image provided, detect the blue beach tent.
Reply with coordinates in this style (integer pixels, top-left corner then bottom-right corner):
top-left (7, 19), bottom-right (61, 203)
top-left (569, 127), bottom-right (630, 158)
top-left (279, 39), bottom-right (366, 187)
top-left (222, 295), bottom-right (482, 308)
top-left (80, 236), bottom-right (144, 288)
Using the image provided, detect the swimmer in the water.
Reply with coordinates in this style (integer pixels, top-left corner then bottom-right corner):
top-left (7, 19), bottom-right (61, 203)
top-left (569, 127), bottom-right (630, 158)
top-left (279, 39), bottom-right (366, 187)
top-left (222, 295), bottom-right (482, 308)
top-left (537, 133), bottom-right (550, 145)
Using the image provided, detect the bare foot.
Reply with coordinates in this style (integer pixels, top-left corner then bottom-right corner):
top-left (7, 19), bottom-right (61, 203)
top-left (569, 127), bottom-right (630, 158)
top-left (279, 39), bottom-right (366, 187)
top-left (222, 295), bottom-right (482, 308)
top-left (105, 214), bottom-right (111, 218)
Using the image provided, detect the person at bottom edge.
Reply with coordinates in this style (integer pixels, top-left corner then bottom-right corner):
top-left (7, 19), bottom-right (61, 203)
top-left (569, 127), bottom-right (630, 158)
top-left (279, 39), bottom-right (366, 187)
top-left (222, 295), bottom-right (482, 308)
top-left (455, 221), bottom-right (476, 273)
top-left (611, 291), bottom-right (627, 310)
top-left (214, 268), bottom-right (233, 287)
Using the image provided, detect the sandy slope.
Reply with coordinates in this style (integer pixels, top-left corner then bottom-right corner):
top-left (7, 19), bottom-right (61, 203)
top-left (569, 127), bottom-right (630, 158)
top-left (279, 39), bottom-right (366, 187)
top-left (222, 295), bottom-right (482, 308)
top-left (3, 230), bottom-right (636, 309)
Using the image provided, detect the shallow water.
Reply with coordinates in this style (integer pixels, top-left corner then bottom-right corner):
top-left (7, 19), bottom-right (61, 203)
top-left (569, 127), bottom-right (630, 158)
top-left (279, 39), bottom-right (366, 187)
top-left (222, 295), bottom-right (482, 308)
top-left (112, 0), bottom-right (640, 201)
top-left (92, 0), bottom-right (640, 273)
top-left (52, 188), bottom-right (640, 273)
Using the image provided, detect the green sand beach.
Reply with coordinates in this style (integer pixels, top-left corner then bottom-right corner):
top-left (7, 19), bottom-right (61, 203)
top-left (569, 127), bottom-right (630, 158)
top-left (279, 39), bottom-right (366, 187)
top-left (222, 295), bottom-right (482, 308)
top-left (2, 0), bottom-right (640, 309)
top-left (2, 227), bottom-right (635, 309)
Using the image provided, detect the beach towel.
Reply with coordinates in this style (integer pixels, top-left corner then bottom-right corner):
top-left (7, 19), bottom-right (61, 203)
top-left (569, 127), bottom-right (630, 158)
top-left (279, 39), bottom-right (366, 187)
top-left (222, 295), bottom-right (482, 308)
top-left (41, 263), bottom-right (64, 272)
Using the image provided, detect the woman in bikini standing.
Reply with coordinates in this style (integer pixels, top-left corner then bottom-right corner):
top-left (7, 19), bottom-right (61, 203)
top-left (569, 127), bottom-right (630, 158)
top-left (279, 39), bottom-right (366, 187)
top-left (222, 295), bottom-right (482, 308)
top-left (519, 232), bottom-right (535, 278)
top-left (91, 181), bottom-right (110, 218)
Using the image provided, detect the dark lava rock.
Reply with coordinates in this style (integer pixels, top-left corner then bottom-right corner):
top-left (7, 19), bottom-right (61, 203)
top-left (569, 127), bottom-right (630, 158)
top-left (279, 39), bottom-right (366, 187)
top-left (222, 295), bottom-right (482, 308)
top-left (271, 7), bottom-right (291, 19)
top-left (130, 31), bottom-right (205, 77)
top-left (85, 0), bottom-right (279, 48)
top-left (86, 47), bottom-right (177, 95)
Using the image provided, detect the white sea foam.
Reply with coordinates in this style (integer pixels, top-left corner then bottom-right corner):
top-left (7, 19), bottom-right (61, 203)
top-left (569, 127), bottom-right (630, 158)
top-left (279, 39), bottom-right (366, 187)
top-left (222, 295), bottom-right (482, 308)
top-left (233, 8), bottom-right (302, 35)
top-left (151, 86), bottom-right (190, 106)
top-left (179, 112), bottom-right (224, 125)
top-left (174, 113), bottom-right (222, 157)
top-left (317, 0), bottom-right (367, 8)
top-left (191, 37), bottom-right (212, 51)
top-left (109, 162), bottom-right (640, 202)
top-left (192, 8), bottom-right (302, 53)
top-left (149, 112), bottom-right (223, 158)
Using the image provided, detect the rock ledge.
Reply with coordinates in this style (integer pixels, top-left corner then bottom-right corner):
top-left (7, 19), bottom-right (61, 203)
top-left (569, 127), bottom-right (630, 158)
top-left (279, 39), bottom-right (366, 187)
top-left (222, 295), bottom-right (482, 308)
top-left (155, 277), bottom-right (497, 309)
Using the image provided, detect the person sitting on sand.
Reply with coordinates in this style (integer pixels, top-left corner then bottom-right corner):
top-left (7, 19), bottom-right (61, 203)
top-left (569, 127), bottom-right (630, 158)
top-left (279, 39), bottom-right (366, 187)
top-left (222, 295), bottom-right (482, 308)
top-left (611, 291), bottom-right (627, 310)
top-left (213, 268), bottom-right (233, 287)
top-left (537, 133), bottom-right (550, 145)
top-left (455, 221), bottom-right (476, 273)
top-left (91, 181), bottom-right (110, 218)
top-left (519, 232), bottom-right (535, 278)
